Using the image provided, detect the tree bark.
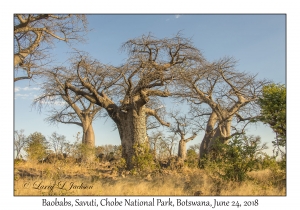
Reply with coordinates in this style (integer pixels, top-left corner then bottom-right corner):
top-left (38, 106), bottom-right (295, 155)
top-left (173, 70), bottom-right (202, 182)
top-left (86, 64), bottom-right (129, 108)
top-left (14, 53), bottom-right (28, 67)
top-left (199, 112), bottom-right (233, 159)
top-left (115, 106), bottom-right (148, 169)
top-left (178, 139), bottom-right (187, 160)
top-left (214, 117), bottom-right (232, 144)
top-left (199, 112), bottom-right (218, 158)
top-left (82, 120), bottom-right (95, 147)
top-left (178, 133), bottom-right (197, 161)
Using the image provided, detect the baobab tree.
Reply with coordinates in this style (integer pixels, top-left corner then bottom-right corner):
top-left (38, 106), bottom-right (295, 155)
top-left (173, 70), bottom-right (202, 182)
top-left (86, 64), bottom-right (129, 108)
top-left (148, 130), bottom-right (164, 159)
top-left (34, 67), bottom-right (102, 148)
top-left (178, 57), bottom-right (270, 158)
top-left (64, 34), bottom-right (203, 169)
top-left (160, 134), bottom-right (178, 158)
top-left (148, 131), bottom-right (179, 160)
top-left (14, 14), bottom-right (88, 82)
top-left (169, 111), bottom-right (198, 161)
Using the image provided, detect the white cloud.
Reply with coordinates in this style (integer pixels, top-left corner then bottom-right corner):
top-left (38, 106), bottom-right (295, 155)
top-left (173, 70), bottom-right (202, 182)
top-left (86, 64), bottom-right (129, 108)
top-left (15, 86), bottom-right (40, 96)
top-left (15, 87), bottom-right (20, 92)
top-left (15, 86), bottom-right (41, 99)
top-left (175, 15), bottom-right (181, 19)
top-left (15, 86), bottom-right (40, 92)
top-left (15, 93), bottom-right (29, 99)
top-left (22, 87), bottom-right (40, 91)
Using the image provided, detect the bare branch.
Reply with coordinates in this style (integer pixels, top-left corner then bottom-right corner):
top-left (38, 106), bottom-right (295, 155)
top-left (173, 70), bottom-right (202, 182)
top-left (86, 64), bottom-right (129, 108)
top-left (14, 14), bottom-right (88, 82)
top-left (144, 107), bottom-right (170, 127)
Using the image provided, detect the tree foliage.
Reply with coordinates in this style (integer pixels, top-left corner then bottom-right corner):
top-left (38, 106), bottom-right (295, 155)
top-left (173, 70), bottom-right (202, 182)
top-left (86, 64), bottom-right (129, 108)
top-left (202, 135), bottom-right (268, 182)
top-left (258, 84), bottom-right (286, 155)
top-left (25, 132), bottom-right (49, 162)
top-left (185, 148), bottom-right (199, 168)
top-left (132, 142), bottom-right (157, 173)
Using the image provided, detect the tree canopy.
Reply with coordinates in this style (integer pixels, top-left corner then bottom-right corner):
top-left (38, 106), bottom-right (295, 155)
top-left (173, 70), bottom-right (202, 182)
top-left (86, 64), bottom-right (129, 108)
top-left (258, 83), bottom-right (286, 155)
top-left (25, 132), bottom-right (48, 161)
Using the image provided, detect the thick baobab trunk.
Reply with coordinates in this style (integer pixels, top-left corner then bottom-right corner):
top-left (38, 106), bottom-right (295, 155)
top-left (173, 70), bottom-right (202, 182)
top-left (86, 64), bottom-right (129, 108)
top-left (199, 112), bottom-right (218, 158)
top-left (79, 117), bottom-right (96, 162)
top-left (200, 113), bottom-right (233, 159)
top-left (178, 134), bottom-right (197, 161)
top-left (214, 118), bottom-right (232, 144)
top-left (178, 139), bottom-right (187, 160)
top-left (82, 121), bottom-right (95, 147)
top-left (116, 106), bottom-right (148, 170)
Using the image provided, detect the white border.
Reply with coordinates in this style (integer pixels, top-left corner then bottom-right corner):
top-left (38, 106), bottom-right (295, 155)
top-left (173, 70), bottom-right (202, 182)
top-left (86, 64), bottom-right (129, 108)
top-left (3, 1), bottom-right (297, 209)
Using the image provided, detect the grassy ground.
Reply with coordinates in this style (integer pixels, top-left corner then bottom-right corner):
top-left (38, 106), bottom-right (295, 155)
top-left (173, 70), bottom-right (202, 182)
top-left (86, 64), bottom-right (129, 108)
top-left (14, 160), bottom-right (286, 196)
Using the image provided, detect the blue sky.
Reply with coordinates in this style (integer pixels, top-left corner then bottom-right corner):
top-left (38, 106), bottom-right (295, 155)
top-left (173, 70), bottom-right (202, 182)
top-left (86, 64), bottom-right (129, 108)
top-left (14, 14), bottom-right (286, 155)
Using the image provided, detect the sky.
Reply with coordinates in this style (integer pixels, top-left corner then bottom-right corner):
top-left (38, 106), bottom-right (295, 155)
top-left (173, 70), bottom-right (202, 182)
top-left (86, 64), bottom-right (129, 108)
top-left (14, 14), bottom-right (286, 156)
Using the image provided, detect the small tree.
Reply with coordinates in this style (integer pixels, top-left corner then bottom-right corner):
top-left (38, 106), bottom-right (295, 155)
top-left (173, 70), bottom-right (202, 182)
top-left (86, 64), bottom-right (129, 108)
top-left (25, 132), bottom-right (49, 162)
top-left (148, 131), bottom-right (164, 159)
top-left (34, 67), bottom-right (102, 148)
top-left (14, 129), bottom-right (28, 159)
top-left (258, 83), bottom-right (286, 157)
top-left (49, 132), bottom-right (68, 155)
top-left (168, 111), bottom-right (198, 161)
top-left (63, 142), bottom-right (77, 157)
top-left (158, 134), bottom-right (178, 159)
top-left (188, 143), bottom-right (200, 156)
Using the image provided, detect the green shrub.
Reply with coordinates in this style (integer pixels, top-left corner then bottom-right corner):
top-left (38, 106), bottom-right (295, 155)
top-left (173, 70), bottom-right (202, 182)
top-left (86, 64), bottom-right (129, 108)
top-left (131, 142), bottom-right (158, 173)
top-left (202, 135), bottom-right (267, 182)
top-left (76, 143), bottom-right (95, 162)
top-left (185, 149), bottom-right (199, 168)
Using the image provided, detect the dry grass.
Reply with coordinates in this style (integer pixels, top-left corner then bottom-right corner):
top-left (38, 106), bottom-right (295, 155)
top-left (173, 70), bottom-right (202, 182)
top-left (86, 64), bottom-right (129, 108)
top-left (14, 160), bottom-right (286, 196)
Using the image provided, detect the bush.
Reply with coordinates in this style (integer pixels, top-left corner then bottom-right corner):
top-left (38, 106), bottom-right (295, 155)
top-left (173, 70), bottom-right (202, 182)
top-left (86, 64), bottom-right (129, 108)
top-left (256, 154), bottom-right (286, 186)
top-left (202, 135), bottom-right (267, 182)
top-left (76, 143), bottom-right (96, 162)
top-left (95, 144), bottom-right (122, 162)
top-left (185, 149), bottom-right (199, 168)
top-left (131, 142), bottom-right (158, 173)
